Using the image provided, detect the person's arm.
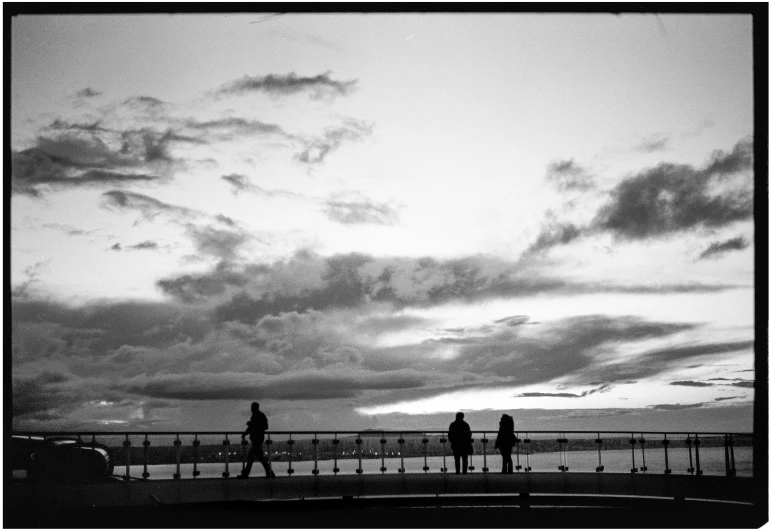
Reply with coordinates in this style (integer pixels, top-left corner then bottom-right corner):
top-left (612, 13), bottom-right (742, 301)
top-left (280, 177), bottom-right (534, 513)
top-left (242, 421), bottom-right (251, 440)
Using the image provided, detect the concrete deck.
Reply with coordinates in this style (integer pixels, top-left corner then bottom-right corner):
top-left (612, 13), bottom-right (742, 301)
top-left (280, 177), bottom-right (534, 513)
top-left (10, 472), bottom-right (755, 509)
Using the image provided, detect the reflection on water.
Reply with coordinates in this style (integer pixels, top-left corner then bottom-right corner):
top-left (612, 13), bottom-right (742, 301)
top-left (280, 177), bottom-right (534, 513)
top-left (133, 447), bottom-right (752, 480)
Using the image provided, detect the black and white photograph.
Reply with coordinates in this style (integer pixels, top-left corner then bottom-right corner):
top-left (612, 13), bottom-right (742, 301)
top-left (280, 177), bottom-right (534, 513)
top-left (7, 5), bottom-right (767, 528)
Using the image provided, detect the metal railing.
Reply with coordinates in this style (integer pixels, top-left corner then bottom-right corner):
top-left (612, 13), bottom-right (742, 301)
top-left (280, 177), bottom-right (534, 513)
top-left (11, 430), bottom-right (753, 482)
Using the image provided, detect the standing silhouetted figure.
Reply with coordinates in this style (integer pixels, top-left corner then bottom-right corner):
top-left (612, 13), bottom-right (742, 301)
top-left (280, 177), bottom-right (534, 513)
top-left (494, 414), bottom-right (515, 474)
top-left (239, 402), bottom-right (275, 479)
top-left (448, 412), bottom-right (472, 474)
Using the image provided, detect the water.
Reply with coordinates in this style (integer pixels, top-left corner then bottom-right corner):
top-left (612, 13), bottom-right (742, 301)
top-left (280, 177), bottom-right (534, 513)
top-left (128, 446), bottom-right (752, 480)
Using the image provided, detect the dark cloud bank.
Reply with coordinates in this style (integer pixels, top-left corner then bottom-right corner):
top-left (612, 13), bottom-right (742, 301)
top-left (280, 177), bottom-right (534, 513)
top-left (155, 250), bottom-right (740, 314)
top-left (532, 137), bottom-right (754, 253)
top-left (12, 246), bottom-right (753, 429)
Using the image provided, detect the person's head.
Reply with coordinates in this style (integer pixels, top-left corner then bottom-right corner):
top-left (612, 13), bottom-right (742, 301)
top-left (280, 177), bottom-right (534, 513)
top-left (455, 412), bottom-right (464, 421)
top-left (251, 402), bottom-right (260, 413)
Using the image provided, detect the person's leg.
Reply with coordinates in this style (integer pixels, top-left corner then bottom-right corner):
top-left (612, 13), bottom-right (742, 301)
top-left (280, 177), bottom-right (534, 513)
top-left (504, 453), bottom-right (513, 474)
top-left (256, 444), bottom-right (275, 477)
top-left (454, 453), bottom-right (461, 474)
top-left (241, 444), bottom-right (255, 477)
top-left (500, 450), bottom-right (507, 473)
top-left (461, 454), bottom-right (468, 474)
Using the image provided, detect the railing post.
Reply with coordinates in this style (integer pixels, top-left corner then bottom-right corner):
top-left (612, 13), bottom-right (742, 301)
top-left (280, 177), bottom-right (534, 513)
top-left (686, 435), bottom-right (694, 474)
top-left (123, 434), bottom-right (131, 482)
top-left (398, 433), bottom-right (406, 473)
top-left (222, 434), bottom-right (230, 478)
top-left (468, 435), bottom-right (475, 472)
top-left (142, 434), bottom-right (150, 479)
top-left (356, 433), bottom-right (363, 474)
top-left (312, 434), bottom-right (319, 476)
top-left (694, 434), bottom-right (702, 476)
top-left (524, 433), bottom-right (531, 472)
top-left (287, 434), bottom-right (295, 476)
top-left (728, 435), bottom-right (736, 476)
top-left (663, 434), bottom-right (671, 474)
top-left (265, 433), bottom-right (273, 477)
top-left (557, 434), bottom-right (568, 472)
top-left (595, 433), bottom-right (604, 472)
top-left (515, 433), bottom-right (522, 471)
top-left (173, 434), bottom-right (182, 480)
top-left (482, 431), bottom-right (488, 473)
top-left (422, 436), bottom-right (429, 472)
top-left (639, 435), bottom-right (647, 473)
top-left (332, 433), bottom-right (339, 475)
top-left (192, 435), bottom-right (200, 478)
top-left (440, 433), bottom-right (447, 473)
top-left (380, 433), bottom-right (387, 473)
top-left (629, 434), bottom-right (637, 473)
top-left (724, 434), bottom-right (731, 476)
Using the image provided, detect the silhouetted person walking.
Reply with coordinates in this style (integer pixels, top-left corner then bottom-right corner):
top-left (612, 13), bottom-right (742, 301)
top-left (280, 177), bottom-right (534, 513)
top-left (448, 412), bottom-right (472, 474)
top-left (494, 414), bottom-right (515, 474)
top-left (239, 402), bottom-right (275, 479)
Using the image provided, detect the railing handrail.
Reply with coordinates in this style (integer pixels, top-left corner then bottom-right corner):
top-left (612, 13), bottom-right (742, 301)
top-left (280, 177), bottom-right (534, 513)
top-left (10, 429), bottom-right (754, 437)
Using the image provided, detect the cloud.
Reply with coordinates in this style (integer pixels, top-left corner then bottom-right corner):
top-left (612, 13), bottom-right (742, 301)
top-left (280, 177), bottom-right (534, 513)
top-left (123, 95), bottom-right (166, 110)
top-left (514, 392), bottom-right (582, 398)
top-left (128, 241), bottom-right (159, 251)
top-left (545, 159), bottom-right (595, 192)
top-left (698, 236), bottom-right (750, 260)
top-left (448, 315), bottom-right (699, 387)
top-left (217, 71), bottom-right (357, 100)
top-left (11, 260), bottom-right (50, 300)
top-left (102, 190), bottom-right (197, 221)
top-left (594, 136), bottom-right (753, 240)
top-left (714, 396), bottom-right (743, 402)
top-left (493, 315), bottom-right (531, 327)
top-left (324, 197), bottom-right (400, 225)
top-left (295, 119), bottom-right (374, 165)
top-left (221, 173), bottom-right (255, 194)
top-left (526, 222), bottom-right (582, 253)
top-left (511, 386), bottom-right (613, 398)
top-left (730, 380), bottom-right (754, 388)
top-left (669, 380), bottom-right (714, 387)
top-left (11, 133), bottom-right (168, 196)
top-left (586, 340), bottom-right (755, 385)
top-left (221, 173), bottom-right (296, 198)
top-left (12, 371), bottom-right (80, 418)
top-left (76, 87), bottom-right (102, 98)
top-left (49, 119), bottom-right (109, 133)
top-left (102, 190), bottom-right (253, 259)
top-left (634, 134), bottom-right (669, 153)
top-left (650, 402), bottom-right (707, 411)
top-left (185, 225), bottom-right (249, 261)
top-left (124, 368), bottom-right (425, 401)
top-left (156, 263), bottom-right (252, 303)
top-left (185, 117), bottom-right (286, 142)
top-left (155, 251), bottom-right (741, 321)
top-left (11, 290), bottom-right (753, 429)
top-left (528, 137), bottom-right (754, 251)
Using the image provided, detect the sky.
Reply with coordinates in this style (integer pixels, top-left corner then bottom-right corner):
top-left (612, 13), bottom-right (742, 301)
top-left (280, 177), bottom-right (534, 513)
top-left (10, 13), bottom-right (756, 434)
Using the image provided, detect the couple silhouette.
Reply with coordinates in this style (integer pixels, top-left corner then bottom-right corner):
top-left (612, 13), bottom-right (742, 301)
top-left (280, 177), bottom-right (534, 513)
top-left (449, 412), bottom-right (516, 474)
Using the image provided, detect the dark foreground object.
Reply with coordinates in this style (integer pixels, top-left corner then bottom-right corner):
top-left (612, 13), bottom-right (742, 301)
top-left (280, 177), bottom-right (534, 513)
top-left (6, 495), bottom-right (763, 529)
